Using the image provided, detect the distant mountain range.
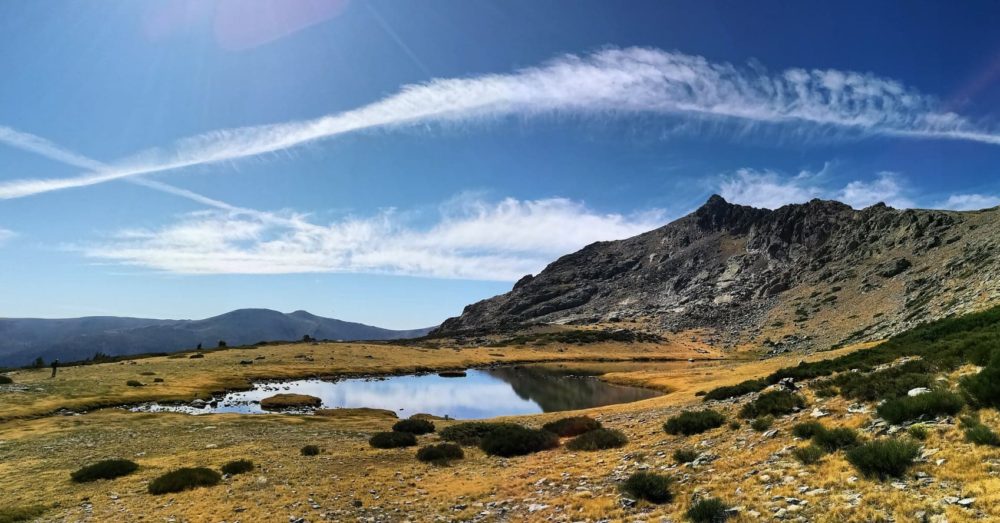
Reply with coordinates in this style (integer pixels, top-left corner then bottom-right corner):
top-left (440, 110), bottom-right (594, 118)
top-left (437, 195), bottom-right (1000, 354)
top-left (0, 309), bottom-right (434, 367)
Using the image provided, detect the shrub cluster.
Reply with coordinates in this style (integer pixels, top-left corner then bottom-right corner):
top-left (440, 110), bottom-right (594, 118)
top-left (739, 390), bottom-right (805, 419)
top-left (876, 390), bottom-right (964, 424)
top-left (125, 380), bottom-right (143, 387)
top-left (702, 379), bottom-right (767, 401)
top-left (907, 425), bottom-right (929, 440)
top-left (686, 497), bottom-right (730, 523)
top-left (0, 375), bottom-right (12, 385)
top-left (542, 416), bottom-right (601, 437)
top-left (565, 428), bottom-right (628, 451)
top-left (392, 418), bottom-right (435, 435)
top-left (148, 467), bottom-right (222, 494)
top-left (749, 417), bottom-right (773, 432)
top-left (416, 443), bottom-right (464, 464)
top-left (300, 445), bottom-right (321, 456)
top-left (961, 350), bottom-right (1000, 409)
top-left (791, 421), bottom-right (824, 439)
top-left (220, 459), bottom-right (254, 475)
top-left (961, 416), bottom-right (1000, 446)
top-left (664, 410), bottom-right (726, 436)
top-left (369, 431), bottom-right (418, 449)
top-left (673, 448), bottom-right (699, 464)
top-left (70, 459), bottom-right (139, 483)
top-left (812, 427), bottom-right (859, 452)
top-left (830, 360), bottom-right (933, 402)
top-left (479, 425), bottom-right (558, 457)
top-left (439, 422), bottom-right (522, 446)
top-left (792, 445), bottom-right (826, 465)
top-left (620, 472), bottom-right (673, 504)
top-left (845, 439), bottom-right (920, 480)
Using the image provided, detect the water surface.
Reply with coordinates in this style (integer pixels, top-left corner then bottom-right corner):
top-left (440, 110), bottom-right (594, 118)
top-left (132, 364), bottom-right (663, 419)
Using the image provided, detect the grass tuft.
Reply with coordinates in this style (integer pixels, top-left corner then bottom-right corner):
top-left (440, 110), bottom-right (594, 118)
top-left (664, 410), bottom-right (726, 436)
top-left (220, 459), bottom-right (254, 475)
top-left (148, 467), bottom-right (221, 495)
top-left (70, 459), bottom-right (139, 483)
top-left (686, 497), bottom-right (730, 522)
top-left (845, 439), bottom-right (920, 480)
top-left (620, 472), bottom-right (673, 504)
top-left (565, 428), bottom-right (628, 451)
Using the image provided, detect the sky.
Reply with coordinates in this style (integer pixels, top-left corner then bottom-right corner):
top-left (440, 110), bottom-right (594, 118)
top-left (2, 0), bottom-right (1000, 327)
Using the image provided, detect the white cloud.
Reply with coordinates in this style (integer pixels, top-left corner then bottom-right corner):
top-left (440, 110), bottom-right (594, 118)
top-left (3, 46), bottom-right (1000, 199)
top-left (0, 228), bottom-right (14, 246)
top-left (79, 197), bottom-right (667, 280)
top-left (934, 193), bottom-right (1000, 211)
top-left (718, 169), bottom-right (914, 209)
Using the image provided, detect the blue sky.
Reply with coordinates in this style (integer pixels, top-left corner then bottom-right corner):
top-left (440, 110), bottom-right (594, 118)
top-left (2, 1), bottom-right (1000, 327)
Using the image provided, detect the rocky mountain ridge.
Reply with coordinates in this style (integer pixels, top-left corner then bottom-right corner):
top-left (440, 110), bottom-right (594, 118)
top-left (436, 195), bottom-right (1000, 353)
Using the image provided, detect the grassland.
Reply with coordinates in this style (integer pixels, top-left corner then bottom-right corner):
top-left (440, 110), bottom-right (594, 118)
top-left (1, 316), bottom-right (998, 522)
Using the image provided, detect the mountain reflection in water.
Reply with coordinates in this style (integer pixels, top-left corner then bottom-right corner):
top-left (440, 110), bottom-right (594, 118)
top-left (133, 364), bottom-right (662, 419)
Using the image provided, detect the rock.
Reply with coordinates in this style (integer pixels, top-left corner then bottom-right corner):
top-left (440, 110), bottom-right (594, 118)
top-left (957, 498), bottom-right (975, 507)
top-left (908, 387), bottom-right (931, 397)
top-left (809, 408), bottom-right (828, 418)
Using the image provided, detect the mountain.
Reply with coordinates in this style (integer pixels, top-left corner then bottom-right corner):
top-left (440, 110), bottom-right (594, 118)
top-left (0, 309), bottom-right (434, 366)
top-left (436, 195), bottom-right (1000, 353)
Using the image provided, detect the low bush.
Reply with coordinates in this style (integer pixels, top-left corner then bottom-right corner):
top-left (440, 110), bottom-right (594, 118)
top-left (220, 459), bottom-right (254, 475)
top-left (565, 428), bottom-right (627, 451)
top-left (673, 448), bottom-right (699, 463)
top-left (416, 443), bottom-right (464, 464)
top-left (440, 422), bottom-right (521, 446)
top-left (479, 425), bottom-right (558, 457)
top-left (961, 417), bottom-right (1000, 446)
top-left (813, 427), bottom-right (859, 451)
top-left (686, 497), bottom-right (730, 523)
top-left (845, 439), bottom-right (920, 480)
top-left (0, 375), bottom-right (12, 385)
top-left (0, 505), bottom-right (46, 523)
top-left (907, 425), bottom-right (929, 441)
top-left (727, 421), bottom-right (740, 430)
top-left (189, 353), bottom-right (204, 359)
top-left (831, 360), bottom-right (934, 401)
top-left (739, 390), bottom-right (805, 419)
top-left (125, 380), bottom-right (143, 387)
top-left (369, 431), bottom-right (418, 449)
top-left (702, 379), bottom-right (767, 401)
top-left (792, 445), bottom-right (826, 465)
top-left (813, 384), bottom-right (838, 398)
top-left (620, 472), bottom-right (673, 504)
top-left (791, 421), bottom-right (824, 439)
top-left (148, 467), bottom-right (222, 494)
top-left (876, 390), bottom-right (964, 424)
top-left (542, 416), bottom-right (601, 437)
top-left (70, 459), bottom-right (139, 483)
top-left (961, 350), bottom-right (1000, 409)
top-left (392, 418), bottom-right (435, 435)
top-left (300, 445), bottom-right (321, 456)
top-left (664, 410), bottom-right (726, 436)
top-left (749, 416), bottom-right (773, 432)
top-left (153, 377), bottom-right (164, 383)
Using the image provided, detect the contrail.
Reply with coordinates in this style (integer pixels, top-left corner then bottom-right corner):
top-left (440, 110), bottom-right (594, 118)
top-left (3, 46), bottom-right (1000, 200)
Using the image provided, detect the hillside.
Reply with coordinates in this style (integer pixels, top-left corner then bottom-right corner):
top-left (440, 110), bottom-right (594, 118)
top-left (0, 309), bottom-right (433, 366)
top-left (436, 195), bottom-right (1000, 353)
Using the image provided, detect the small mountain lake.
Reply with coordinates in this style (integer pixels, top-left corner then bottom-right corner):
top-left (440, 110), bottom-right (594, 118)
top-left (131, 363), bottom-right (665, 419)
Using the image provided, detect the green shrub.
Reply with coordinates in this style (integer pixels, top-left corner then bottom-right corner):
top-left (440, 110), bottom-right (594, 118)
top-left (876, 390), bottom-right (964, 424)
top-left (369, 431), bottom-right (417, 449)
top-left (0, 375), bottom-right (12, 385)
top-left (831, 360), bottom-right (934, 401)
top-left (0, 505), bottom-right (46, 523)
top-left (70, 459), bottom-right (139, 483)
top-left (148, 467), bottom-right (222, 494)
top-left (300, 445), bottom-right (321, 456)
top-left (961, 350), bottom-right (1000, 409)
top-left (664, 410), bottom-right (726, 436)
top-left (792, 445), bottom-right (826, 465)
top-left (479, 425), bottom-right (558, 457)
top-left (961, 417), bottom-right (1000, 446)
top-left (439, 422), bottom-right (521, 446)
top-left (749, 416), bottom-right (773, 432)
top-left (702, 379), bottom-right (768, 401)
top-left (565, 428), bottom-right (628, 451)
top-left (686, 497), bottom-right (730, 523)
top-left (673, 448), bottom-right (699, 463)
top-left (416, 443), bottom-right (464, 464)
top-left (791, 421), bottom-right (824, 439)
top-left (542, 416), bottom-right (602, 437)
top-left (739, 390), bottom-right (805, 419)
top-left (153, 377), bottom-right (164, 383)
top-left (220, 459), bottom-right (254, 475)
top-left (125, 380), bottom-right (143, 387)
top-left (620, 472), bottom-right (673, 504)
top-left (813, 427), bottom-right (859, 451)
top-left (814, 384), bottom-right (838, 398)
top-left (907, 425), bottom-right (929, 441)
top-left (727, 421), bottom-right (740, 430)
top-left (845, 439), bottom-right (920, 480)
top-left (392, 418), bottom-right (435, 435)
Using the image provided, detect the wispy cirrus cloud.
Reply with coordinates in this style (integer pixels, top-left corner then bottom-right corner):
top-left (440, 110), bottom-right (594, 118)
top-left (3, 46), bottom-right (1000, 200)
top-left (0, 227), bottom-right (15, 246)
top-left (79, 197), bottom-right (667, 280)
top-left (933, 193), bottom-right (1000, 211)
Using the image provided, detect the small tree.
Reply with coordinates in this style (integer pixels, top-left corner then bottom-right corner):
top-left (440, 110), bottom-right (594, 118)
top-left (217, 340), bottom-right (227, 348)
top-left (302, 334), bottom-right (314, 342)
top-left (32, 357), bottom-right (45, 369)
